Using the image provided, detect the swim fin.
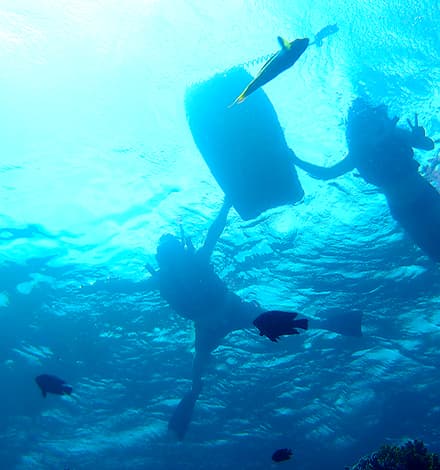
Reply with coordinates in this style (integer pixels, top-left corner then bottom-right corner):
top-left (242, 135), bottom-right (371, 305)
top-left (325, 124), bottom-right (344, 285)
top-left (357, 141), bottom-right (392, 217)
top-left (314, 308), bottom-right (363, 337)
top-left (168, 388), bottom-right (200, 440)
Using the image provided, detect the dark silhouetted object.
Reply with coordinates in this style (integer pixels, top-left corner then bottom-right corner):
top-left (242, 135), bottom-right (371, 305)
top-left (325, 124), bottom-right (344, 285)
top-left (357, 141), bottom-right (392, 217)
top-left (83, 205), bottom-right (363, 440)
top-left (293, 98), bottom-right (439, 262)
top-left (35, 374), bottom-right (72, 398)
top-left (272, 448), bottom-right (293, 463)
top-left (253, 310), bottom-right (308, 342)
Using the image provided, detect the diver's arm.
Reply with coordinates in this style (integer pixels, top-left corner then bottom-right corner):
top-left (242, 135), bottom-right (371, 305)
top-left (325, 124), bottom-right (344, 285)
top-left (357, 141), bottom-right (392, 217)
top-left (145, 262), bottom-right (157, 276)
top-left (80, 274), bottom-right (159, 295)
top-left (291, 149), bottom-right (354, 180)
top-left (198, 197), bottom-right (232, 260)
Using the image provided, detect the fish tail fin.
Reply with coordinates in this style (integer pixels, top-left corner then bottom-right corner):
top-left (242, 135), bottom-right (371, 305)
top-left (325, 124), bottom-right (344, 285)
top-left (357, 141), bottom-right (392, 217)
top-left (293, 318), bottom-right (308, 330)
top-left (318, 309), bottom-right (363, 337)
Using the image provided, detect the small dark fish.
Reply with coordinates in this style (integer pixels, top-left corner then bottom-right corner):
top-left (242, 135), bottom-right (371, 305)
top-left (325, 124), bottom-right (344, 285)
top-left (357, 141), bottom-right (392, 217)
top-left (253, 310), bottom-right (308, 342)
top-left (313, 24), bottom-right (339, 47)
top-left (35, 374), bottom-right (73, 398)
top-left (272, 448), bottom-right (293, 463)
top-left (230, 36), bottom-right (309, 106)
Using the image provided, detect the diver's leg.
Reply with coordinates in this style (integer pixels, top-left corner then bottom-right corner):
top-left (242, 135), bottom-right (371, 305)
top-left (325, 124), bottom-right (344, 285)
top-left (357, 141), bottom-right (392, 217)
top-left (388, 179), bottom-right (440, 262)
top-left (308, 308), bottom-right (363, 337)
top-left (168, 323), bottom-right (224, 440)
top-left (225, 293), bottom-right (265, 331)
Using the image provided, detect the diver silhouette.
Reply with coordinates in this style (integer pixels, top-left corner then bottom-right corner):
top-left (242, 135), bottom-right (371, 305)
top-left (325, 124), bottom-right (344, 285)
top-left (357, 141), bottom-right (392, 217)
top-left (83, 198), bottom-right (362, 440)
top-left (292, 98), bottom-right (439, 262)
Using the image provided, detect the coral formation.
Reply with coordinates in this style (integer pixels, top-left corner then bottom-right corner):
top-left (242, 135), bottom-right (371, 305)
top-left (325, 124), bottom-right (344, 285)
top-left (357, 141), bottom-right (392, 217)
top-left (422, 154), bottom-right (440, 192)
top-left (347, 439), bottom-right (440, 470)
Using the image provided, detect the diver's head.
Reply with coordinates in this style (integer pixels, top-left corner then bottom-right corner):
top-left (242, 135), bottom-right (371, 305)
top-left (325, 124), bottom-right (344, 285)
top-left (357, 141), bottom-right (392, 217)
top-left (156, 234), bottom-right (185, 268)
top-left (346, 98), bottom-right (394, 150)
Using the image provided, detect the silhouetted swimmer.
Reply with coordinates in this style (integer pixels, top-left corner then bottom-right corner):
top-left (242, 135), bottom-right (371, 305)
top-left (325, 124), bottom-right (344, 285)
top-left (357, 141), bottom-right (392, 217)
top-left (35, 374), bottom-right (72, 398)
top-left (292, 98), bottom-right (439, 261)
top-left (83, 199), bottom-right (363, 439)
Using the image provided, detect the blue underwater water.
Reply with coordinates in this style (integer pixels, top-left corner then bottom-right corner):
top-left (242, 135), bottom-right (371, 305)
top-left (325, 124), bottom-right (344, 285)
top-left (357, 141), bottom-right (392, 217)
top-left (1, 1), bottom-right (440, 469)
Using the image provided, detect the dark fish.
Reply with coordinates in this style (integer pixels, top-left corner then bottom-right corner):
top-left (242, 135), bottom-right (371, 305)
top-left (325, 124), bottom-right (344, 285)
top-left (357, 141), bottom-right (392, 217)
top-left (272, 448), bottom-right (293, 463)
top-left (35, 374), bottom-right (72, 398)
top-left (312, 24), bottom-right (339, 47)
top-left (230, 36), bottom-right (309, 106)
top-left (253, 310), bottom-right (308, 342)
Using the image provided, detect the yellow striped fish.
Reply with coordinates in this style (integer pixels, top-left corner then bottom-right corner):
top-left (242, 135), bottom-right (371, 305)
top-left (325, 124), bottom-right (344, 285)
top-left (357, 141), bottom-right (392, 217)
top-left (230, 36), bottom-right (309, 107)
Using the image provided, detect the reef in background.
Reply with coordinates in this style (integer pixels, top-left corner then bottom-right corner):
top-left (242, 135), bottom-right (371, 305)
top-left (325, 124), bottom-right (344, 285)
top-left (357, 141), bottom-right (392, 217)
top-left (347, 439), bottom-right (440, 470)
